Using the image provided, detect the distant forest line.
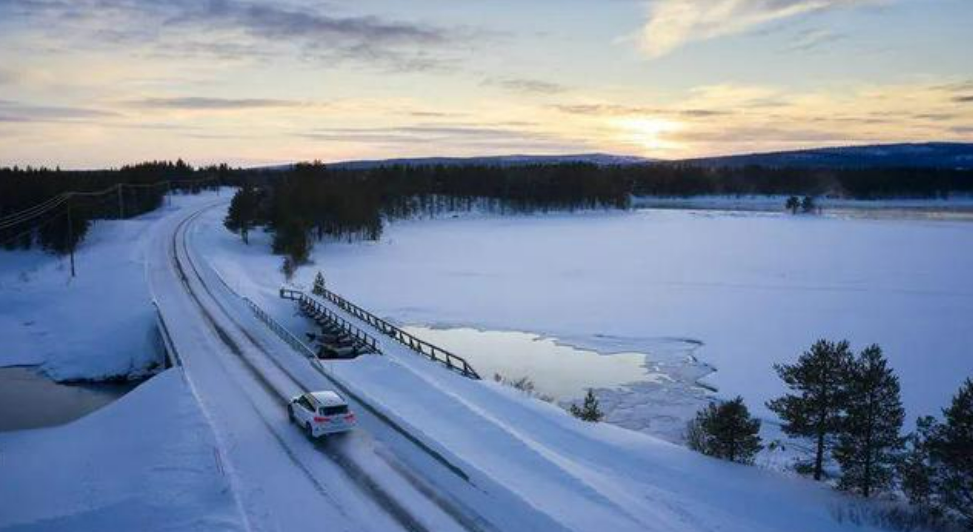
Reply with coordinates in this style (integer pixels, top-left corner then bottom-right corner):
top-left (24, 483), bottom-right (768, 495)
top-left (3, 161), bottom-right (973, 261)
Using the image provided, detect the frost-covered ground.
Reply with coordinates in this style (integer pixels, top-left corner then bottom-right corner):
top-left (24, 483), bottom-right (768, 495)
top-left (0, 369), bottom-right (245, 531)
top-left (206, 206), bottom-right (973, 445)
top-left (0, 192), bottom-right (224, 381)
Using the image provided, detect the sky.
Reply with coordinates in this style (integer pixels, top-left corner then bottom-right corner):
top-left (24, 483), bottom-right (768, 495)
top-left (0, 0), bottom-right (971, 168)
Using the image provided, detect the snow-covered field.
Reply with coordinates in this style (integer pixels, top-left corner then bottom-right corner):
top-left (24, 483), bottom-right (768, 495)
top-left (0, 192), bottom-right (224, 381)
top-left (220, 207), bottom-right (973, 436)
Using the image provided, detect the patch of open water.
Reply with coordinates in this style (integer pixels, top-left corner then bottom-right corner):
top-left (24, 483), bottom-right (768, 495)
top-left (0, 366), bottom-right (137, 431)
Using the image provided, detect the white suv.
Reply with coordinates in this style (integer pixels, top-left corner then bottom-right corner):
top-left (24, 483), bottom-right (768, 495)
top-left (288, 391), bottom-right (356, 437)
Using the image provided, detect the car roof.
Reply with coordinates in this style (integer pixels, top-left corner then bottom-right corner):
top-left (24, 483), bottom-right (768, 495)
top-left (308, 390), bottom-right (346, 407)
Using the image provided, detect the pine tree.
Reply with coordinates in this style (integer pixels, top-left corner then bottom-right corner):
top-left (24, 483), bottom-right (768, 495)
top-left (570, 389), bottom-right (604, 422)
top-left (767, 339), bottom-right (853, 480)
top-left (225, 185), bottom-right (259, 244)
top-left (934, 378), bottom-right (973, 527)
top-left (899, 416), bottom-right (939, 514)
top-left (834, 345), bottom-right (904, 497)
top-left (900, 380), bottom-right (973, 528)
top-left (785, 196), bottom-right (800, 214)
top-left (801, 195), bottom-right (816, 213)
top-left (687, 397), bottom-right (763, 464)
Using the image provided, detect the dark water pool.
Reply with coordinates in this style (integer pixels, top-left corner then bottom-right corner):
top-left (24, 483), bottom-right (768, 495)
top-left (0, 366), bottom-right (138, 431)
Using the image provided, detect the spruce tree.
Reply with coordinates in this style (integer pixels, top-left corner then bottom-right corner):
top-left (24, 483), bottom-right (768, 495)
top-left (570, 389), bottom-right (604, 422)
top-left (834, 345), bottom-right (904, 497)
top-left (767, 339), bottom-right (853, 480)
top-left (312, 271), bottom-right (326, 295)
top-left (687, 397), bottom-right (763, 464)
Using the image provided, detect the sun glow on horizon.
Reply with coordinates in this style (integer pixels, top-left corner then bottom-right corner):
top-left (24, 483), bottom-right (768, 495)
top-left (614, 117), bottom-right (685, 156)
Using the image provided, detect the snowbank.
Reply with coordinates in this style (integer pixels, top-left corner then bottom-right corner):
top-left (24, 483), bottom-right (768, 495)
top-left (0, 369), bottom-right (245, 531)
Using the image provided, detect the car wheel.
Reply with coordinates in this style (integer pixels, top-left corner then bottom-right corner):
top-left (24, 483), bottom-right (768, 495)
top-left (288, 404), bottom-right (295, 423)
top-left (305, 422), bottom-right (313, 438)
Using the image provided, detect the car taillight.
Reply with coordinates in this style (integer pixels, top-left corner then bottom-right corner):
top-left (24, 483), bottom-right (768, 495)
top-left (314, 416), bottom-right (330, 423)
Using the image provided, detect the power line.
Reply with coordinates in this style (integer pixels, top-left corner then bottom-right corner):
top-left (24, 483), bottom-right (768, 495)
top-left (0, 177), bottom-right (219, 231)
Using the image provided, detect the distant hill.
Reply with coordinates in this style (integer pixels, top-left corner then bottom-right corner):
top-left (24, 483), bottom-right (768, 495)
top-left (262, 143), bottom-right (973, 172)
top-left (678, 142), bottom-right (973, 170)
top-left (324, 153), bottom-right (652, 170)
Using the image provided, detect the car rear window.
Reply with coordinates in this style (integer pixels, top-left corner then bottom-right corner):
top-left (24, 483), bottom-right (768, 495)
top-left (320, 405), bottom-right (348, 416)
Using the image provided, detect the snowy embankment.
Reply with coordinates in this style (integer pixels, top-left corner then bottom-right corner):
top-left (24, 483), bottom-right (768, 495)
top-left (0, 368), bottom-right (244, 531)
top-left (0, 193), bottom-right (222, 381)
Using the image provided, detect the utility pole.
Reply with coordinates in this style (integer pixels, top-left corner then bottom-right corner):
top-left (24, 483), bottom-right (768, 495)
top-left (67, 202), bottom-right (75, 278)
top-left (117, 184), bottom-right (125, 219)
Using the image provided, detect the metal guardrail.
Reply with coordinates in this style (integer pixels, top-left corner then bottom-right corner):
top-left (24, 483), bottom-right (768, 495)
top-left (241, 294), bottom-right (322, 358)
top-left (280, 289), bottom-right (380, 354)
top-left (296, 283), bottom-right (480, 380)
top-left (152, 301), bottom-right (182, 368)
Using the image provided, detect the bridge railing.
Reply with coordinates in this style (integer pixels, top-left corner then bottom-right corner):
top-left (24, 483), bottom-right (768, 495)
top-left (280, 289), bottom-right (379, 354)
top-left (297, 283), bottom-right (480, 380)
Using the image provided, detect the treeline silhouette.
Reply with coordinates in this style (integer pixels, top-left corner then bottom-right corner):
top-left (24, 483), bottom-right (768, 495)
top-left (0, 160), bottom-right (226, 254)
top-left (228, 162), bottom-right (632, 272)
top-left (624, 164), bottom-right (973, 198)
top-left (5, 159), bottom-right (973, 261)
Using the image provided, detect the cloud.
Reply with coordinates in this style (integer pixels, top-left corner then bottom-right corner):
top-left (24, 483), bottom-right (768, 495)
top-left (128, 96), bottom-right (307, 111)
top-left (553, 103), bottom-right (730, 118)
top-left (0, 99), bottom-right (118, 122)
top-left (785, 28), bottom-right (844, 52)
top-left (298, 123), bottom-right (589, 152)
top-left (954, 95), bottom-right (973, 103)
top-left (0, 0), bottom-right (458, 71)
top-left (639, 0), bottom-right (869, 58)
top-left (483, 77), bottom-right (567, 95)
